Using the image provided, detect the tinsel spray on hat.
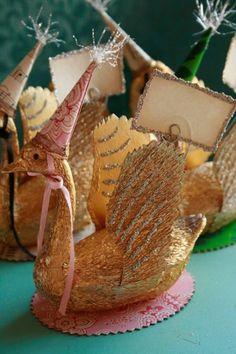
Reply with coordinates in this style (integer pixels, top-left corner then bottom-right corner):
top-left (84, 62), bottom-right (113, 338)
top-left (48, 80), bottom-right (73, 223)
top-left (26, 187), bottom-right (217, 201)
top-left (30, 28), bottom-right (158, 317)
top-left (86, 0), bottom-right (154, 73)
top-left (0, 8), bottom-right (63, 117)
top-left (175, 0), bottom-right (236, 81)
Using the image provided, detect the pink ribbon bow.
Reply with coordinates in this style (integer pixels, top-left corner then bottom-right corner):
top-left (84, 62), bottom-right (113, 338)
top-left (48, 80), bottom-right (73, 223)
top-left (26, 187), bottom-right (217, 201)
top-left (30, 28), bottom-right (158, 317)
top-left (28, 154), bottom-right (74, 315)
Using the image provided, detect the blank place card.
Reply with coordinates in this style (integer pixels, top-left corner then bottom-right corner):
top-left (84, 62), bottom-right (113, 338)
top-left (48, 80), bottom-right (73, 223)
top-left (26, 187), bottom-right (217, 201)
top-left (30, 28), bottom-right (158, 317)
top-left (134, 71), bottom-right (236, 152)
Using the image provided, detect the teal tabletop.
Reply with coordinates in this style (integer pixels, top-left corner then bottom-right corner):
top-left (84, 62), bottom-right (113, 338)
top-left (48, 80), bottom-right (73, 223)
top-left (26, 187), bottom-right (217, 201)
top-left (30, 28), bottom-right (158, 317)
top-left (1, 245), bottom-right (236, 354)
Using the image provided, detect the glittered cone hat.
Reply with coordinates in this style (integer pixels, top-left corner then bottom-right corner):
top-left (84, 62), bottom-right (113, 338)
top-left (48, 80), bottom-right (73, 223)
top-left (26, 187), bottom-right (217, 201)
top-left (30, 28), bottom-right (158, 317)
top-left (0, 9), bottom-right (63, 117)
top-left (86, 0), bottom-right (154, 73)
top-left (174, 0), bottom-right (236, 171)
top-left (0, 43), bottom-right (43, 117)
top-left (33, 30), bottom-right (126, 157)
top-left (31, 61), bottom-right (97, 156)
top-left (175, 0), bottom-right (236, 82)
top-left (32, 62), bottom-right (96, 156)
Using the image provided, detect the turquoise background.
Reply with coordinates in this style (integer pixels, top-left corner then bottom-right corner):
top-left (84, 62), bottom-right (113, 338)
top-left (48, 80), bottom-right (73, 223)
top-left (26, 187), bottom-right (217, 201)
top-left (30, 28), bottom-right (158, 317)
top-left (1, 246), bottom-right (236, 354)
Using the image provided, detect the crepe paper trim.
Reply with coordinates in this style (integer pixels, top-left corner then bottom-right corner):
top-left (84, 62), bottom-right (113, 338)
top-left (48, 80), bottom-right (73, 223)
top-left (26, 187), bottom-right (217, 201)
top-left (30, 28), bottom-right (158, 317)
top-left (0, 241), bottom-right (36, 262)
top-left (193, 219), bottom-right (236, 253)
top-left (133, 71), bottom-right (236, 153)
top-left (31, 271), bottom-right (194, 336)
top-left (49, 46), bottom-right (126, 104)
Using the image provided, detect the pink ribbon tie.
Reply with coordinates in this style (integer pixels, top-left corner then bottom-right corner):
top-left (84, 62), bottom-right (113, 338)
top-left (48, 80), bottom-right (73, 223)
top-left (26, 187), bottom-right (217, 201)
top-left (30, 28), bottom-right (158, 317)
top-left (28, 154), bottom-right (75, 316)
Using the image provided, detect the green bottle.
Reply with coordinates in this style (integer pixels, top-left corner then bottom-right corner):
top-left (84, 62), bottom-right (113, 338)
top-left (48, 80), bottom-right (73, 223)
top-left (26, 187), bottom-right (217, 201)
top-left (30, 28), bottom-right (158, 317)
top-left (176, 0), bottom-right (236, 82)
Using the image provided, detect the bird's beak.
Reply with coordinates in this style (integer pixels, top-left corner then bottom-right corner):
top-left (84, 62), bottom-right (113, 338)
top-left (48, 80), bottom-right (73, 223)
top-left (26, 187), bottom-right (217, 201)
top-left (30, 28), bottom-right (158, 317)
top-left (1, 157), bottom-right (26, 173)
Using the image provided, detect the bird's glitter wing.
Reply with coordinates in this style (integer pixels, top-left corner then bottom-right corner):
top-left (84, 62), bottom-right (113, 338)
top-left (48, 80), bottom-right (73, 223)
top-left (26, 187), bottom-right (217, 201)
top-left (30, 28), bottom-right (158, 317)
top-left (106, 141), bottom-right (186, 284)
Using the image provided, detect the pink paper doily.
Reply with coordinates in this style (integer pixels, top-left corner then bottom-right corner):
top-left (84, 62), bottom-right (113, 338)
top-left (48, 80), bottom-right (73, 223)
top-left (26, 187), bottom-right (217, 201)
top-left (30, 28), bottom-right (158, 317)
top-left (31, 271), bottom-right (194, 336)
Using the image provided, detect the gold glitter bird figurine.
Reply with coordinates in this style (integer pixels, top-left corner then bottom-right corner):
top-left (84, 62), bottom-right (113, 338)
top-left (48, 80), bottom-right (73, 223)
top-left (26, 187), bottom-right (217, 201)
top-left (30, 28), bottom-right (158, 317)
top-left (0, 113), bottom-right (56, 250)
top-left (3, 133), bottom-right (205, 312)
top-left (0, 11), bottom-right (61, 259)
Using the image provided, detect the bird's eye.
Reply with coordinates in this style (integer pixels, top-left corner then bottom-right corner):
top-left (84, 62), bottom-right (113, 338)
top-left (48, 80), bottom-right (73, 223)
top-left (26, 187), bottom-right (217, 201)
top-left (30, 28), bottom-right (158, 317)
top-left (33, 153), bottom-right (40, 160)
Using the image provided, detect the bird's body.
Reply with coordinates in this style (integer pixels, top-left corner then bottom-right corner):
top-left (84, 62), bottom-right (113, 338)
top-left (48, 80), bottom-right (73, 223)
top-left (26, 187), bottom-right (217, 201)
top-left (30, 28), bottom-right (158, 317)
top-left (3, 134), bottom-right (205, 311)
top-left (182, 123), bottom-right (236, 234)
top-left (35, 216), bottom-right (203, 311)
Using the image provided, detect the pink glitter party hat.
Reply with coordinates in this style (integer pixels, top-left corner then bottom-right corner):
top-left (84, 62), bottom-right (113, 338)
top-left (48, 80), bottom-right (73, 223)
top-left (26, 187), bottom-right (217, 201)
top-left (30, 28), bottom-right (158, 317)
top-left (33, 30), bottom-right (126, 156)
